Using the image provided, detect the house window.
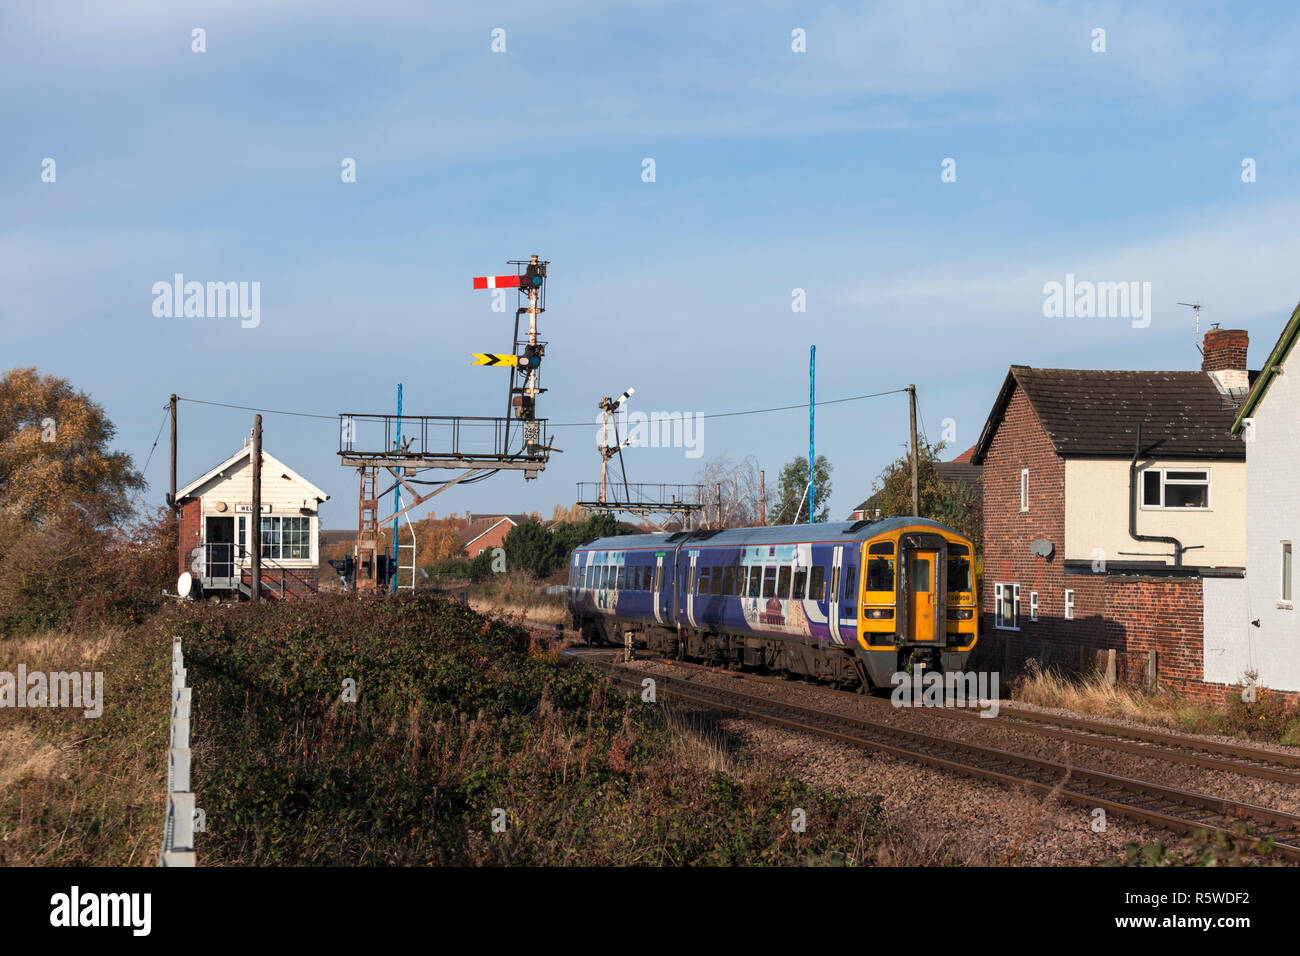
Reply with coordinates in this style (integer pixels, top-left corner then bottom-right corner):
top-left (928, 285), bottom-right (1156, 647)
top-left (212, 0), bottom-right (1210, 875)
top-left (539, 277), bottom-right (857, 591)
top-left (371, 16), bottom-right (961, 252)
top-left (1064, 589), bottom-right (1075, 620)
top-left (1020, 469), bottom-right (1029, 512)
top-left (1141, 469), bottom-right (1210, 509)
top-left (1283, 542), bottom-right (1294, 608)
top-left (994, 583), bottom-right (1020, 630)
top-left (1029, 591), bottom-right (1039, 622)
top-left (240, 516), bottom-right (311, 560)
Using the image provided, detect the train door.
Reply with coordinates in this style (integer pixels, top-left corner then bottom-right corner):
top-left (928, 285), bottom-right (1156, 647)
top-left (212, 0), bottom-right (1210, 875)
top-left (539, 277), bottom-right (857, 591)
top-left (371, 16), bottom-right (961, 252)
top-left (684, 550), bottom-right (699, 628)
top-left (652, 553), bottom-right (665, 624)
top-left (829, 545), bottom-right (845, 645)
top-left (907, 549), bottom-right (938, 642)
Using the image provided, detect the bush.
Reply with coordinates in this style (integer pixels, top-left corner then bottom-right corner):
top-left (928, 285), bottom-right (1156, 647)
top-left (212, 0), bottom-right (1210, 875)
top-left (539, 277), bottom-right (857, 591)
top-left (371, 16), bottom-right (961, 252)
top-left (0, 507), bottom-right (176, 635)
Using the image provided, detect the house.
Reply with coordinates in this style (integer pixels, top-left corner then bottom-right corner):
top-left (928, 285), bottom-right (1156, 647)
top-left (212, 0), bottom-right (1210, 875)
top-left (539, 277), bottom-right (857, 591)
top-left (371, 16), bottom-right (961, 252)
top-left (175, 442), bottom-right (330, 601)
top-left (457, 514), bottom-right (529, 557)
top-left (1227, 302), bottom-right (1300, 695)
top-left (970, 328), bottom-right (1255, 700)
top-left (849, 445), bottom-right (983, 521)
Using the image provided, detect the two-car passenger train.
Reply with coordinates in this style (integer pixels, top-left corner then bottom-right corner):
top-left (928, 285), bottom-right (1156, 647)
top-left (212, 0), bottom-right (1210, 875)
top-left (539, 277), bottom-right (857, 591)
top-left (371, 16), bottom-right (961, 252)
top-left (566, 517), bottom-right (977, 691)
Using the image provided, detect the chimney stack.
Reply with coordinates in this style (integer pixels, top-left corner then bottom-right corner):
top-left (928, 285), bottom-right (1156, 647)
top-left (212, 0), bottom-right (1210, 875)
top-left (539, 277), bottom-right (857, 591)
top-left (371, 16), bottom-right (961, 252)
top-left (1202, 326), bottom-right (1250, 400)
top-left (1202, 326), bottom-right (1248, 373)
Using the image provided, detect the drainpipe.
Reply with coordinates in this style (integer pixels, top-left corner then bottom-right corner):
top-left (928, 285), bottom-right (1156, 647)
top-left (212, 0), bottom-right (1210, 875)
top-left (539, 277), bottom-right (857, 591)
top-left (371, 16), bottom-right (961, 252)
top-left (1129, 424), bottom-right (1185, 566)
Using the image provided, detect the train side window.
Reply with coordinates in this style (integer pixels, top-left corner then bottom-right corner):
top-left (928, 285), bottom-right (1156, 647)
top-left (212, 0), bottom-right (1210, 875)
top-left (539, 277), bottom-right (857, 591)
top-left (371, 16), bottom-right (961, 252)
top-left (762, 566), bottom-right (777, 598)
top-left (809, 566), bottom-right (825, 601)
top-left (792, 567), bottom-right (807, 599)
top-left (617, 566), bottom-right (625, 589)
top-left (711, 566), bottom-right (724, 595)
top-left (868, 541), bottom-right (895, 555)
top-left (866, 558), bottom-right (894, 592)
top-left (631, 566), bottom-right (640, 590)
top-left (722, 566), bottom-right (735, 595)
top-left (697, 566), bottom-right (711, 594)
top-left (843, 565), bottom-right (857, 601)
top-left (653, 566), bottom-right (661, 593)
top-left (778, 566), bottom-right (792, 598)
top-left (747, 567), bottom-right (761, 597)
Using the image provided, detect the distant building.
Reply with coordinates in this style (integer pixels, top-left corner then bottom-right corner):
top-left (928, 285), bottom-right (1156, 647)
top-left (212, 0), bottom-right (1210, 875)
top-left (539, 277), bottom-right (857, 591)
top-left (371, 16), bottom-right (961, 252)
top-left (175, 443), bottom-right (329, 601)
top-left (458, 514), bottom-right (529, 557)
top-left (1228, 302), bottom-right (1300, 694)
top-left (849, 445), bottom-right (983, 521)
top-left (971, 328), bottom-right (1254, 699)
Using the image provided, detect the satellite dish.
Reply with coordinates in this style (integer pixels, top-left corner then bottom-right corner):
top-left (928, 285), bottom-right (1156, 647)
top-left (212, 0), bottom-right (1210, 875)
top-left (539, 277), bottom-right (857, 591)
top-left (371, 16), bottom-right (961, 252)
top-left (177, 572), bottom-right (194, 599)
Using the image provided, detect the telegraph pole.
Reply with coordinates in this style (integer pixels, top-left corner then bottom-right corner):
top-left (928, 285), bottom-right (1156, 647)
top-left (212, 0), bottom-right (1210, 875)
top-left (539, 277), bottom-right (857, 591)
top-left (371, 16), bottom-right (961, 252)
top-left (251, 415), bottom-right (262, 602)
top-left (759, 469), bottom-right (767, 526)
top-left (907, 384), bottom-right (919, 517)
top-left (169, 394), bottom-right (178, 521)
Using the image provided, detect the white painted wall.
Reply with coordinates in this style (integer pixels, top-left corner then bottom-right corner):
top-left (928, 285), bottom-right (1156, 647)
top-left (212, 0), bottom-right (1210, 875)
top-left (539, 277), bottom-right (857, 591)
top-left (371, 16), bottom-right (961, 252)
top-left (1202, 576), bottom-right (1251, 686)
top-left (1243, 342), bottom-right (1300, 692)
top-left (1064, 458), bottom-right (1246, 568)
top-left (195, 451), bottom-right (323, 567)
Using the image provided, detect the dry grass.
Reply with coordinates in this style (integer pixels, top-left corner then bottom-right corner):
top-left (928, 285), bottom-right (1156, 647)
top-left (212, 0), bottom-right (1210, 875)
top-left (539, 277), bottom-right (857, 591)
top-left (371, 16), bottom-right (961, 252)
top-left (461, 572), bottom-right (568, 625)
top-left (0, 726), bottom-right (64, 790)
top-left (1013, 662), bottom-right (1184, 723)
top-left (0, 624), bottom-right (168, 865)
top-left (662, 708), bottom-right (735, 775)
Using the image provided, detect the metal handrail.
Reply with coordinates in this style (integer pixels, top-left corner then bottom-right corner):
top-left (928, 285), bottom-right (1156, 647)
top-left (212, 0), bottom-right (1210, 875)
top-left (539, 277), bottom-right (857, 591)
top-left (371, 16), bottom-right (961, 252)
top-left (201, 542), bottom-right (317, 599)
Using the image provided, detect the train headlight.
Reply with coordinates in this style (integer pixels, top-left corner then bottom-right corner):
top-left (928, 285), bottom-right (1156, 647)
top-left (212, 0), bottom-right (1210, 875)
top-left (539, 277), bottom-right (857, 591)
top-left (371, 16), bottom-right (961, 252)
top-left (946, 607), bottom-right (974, 620)
top-left (865, 608), bottom-right (894, 620)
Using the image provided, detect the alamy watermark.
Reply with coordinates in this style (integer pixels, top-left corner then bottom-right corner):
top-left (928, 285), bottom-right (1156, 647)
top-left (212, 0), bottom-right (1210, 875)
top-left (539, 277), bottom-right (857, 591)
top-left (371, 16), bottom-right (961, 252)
top-left (597, 409), bottom-right (703, 459)
top-left (152, 274), bottom-right (260, 328)
top-left (1042, 273), bottom-right (1151, 329)
top-left (890, 669), bottom-right (999, 718)
top-left (1, 665), bottom-right (104, 718)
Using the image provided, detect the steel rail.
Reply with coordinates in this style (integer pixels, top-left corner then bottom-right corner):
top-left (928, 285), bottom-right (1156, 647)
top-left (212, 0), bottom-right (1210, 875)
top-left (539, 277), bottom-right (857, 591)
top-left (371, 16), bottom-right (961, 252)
top-left (579, 657), bottom-right (1300, 861)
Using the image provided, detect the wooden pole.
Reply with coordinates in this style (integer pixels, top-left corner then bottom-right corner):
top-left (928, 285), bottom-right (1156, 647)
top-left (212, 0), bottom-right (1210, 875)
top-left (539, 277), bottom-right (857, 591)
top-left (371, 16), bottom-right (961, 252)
top-left (759, 470), bottom-right (766, 526)
top-left (251, 415), bottom-right (262, 602)
top-left (908, 384), bottom-right (919, 517)
top-left (169, 394), bottom-right (178, 520)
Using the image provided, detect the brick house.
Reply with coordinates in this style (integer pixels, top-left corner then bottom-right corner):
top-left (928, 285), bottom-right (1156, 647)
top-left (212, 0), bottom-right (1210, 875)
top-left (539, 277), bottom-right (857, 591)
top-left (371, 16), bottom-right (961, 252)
top-left (970, 328), bottom-right (1254, 699)
top-left (175, 442), bottom-right (329, 601)
top-left (457, 513), bottom-right (528, 558)
top-left (1227, 302), bottom-right (1300, 694)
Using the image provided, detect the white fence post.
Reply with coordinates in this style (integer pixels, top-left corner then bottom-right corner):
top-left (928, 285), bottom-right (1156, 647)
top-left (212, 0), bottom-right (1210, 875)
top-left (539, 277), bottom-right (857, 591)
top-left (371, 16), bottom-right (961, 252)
top-left (161, 636), bottom-right (199, 867)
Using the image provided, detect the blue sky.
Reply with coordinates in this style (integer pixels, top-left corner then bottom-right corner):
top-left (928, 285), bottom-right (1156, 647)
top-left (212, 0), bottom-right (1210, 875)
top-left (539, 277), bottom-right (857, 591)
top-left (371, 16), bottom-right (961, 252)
top-left (4, 1), bottom-right (1299, 527)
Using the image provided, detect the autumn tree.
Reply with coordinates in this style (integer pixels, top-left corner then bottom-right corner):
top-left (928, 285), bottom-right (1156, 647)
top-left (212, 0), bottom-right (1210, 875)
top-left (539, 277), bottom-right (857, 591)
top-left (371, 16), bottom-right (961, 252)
top-left (865, 439), bottom-right (982, 548)
top-left (0, 367), bottom-right (145, 527)
top-left (770, 454), bottom-right (833, 525)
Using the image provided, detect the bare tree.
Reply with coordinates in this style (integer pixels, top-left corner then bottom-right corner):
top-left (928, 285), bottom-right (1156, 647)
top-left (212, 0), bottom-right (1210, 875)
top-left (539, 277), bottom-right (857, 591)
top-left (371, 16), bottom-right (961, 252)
top-left (693, 454), bottom-right (775, 528)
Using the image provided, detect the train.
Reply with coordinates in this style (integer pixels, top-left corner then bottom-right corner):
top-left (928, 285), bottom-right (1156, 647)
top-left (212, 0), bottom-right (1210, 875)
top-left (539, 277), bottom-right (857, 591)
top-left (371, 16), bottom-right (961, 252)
top-left (566, 516), bottom-right (978, 691)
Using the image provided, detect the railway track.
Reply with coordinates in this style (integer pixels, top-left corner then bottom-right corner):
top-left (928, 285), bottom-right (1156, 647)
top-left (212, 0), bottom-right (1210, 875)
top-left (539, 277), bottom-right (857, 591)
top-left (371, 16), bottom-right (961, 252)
top-left (572, 653), bottom-right (1300, 862)
top-left (545, 629), bottom-right (1300, 787)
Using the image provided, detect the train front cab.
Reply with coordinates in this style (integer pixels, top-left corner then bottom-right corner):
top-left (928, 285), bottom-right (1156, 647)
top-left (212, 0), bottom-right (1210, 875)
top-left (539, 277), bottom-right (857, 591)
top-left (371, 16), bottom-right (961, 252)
top-left (856, 526), bottom-right (977, 689)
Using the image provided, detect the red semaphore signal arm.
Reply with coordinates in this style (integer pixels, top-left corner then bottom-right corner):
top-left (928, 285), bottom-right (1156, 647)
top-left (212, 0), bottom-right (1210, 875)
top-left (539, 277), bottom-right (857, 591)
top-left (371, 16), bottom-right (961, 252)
top-left (471, 274), bottom-right (523, 290)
